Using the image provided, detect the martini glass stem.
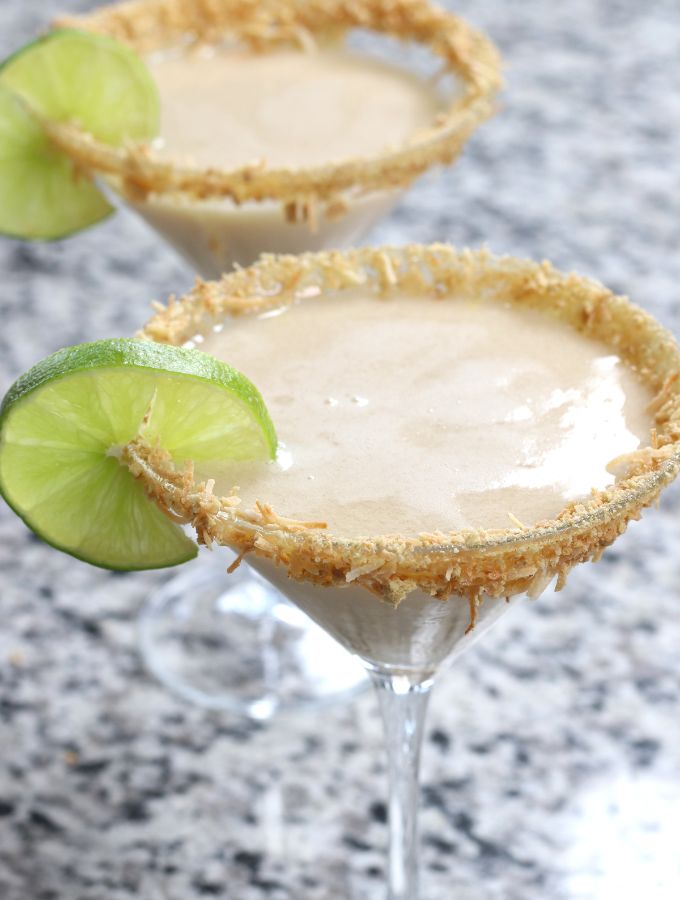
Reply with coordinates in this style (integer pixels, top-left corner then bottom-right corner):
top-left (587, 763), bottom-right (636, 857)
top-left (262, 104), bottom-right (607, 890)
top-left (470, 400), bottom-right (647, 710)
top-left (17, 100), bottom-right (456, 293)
top-left (371, 669), bottom-right (434, 900)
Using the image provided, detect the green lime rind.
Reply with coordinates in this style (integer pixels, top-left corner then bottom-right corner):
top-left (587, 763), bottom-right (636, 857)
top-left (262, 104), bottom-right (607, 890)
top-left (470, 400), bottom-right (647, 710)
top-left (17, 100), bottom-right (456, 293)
top-left (0, 29), bottom-right (160, 240)
top-left (0, 85), bottom-right (113, 240)
top-left (0, 339), bottom-right (278, 571)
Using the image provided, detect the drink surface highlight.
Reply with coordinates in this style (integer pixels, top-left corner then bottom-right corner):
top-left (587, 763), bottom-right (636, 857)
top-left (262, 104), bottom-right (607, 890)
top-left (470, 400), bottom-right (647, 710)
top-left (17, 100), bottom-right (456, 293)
top-left (194, 292), bottom-right (653, 537)
top-left (150, 47), bottom-right (442, 169)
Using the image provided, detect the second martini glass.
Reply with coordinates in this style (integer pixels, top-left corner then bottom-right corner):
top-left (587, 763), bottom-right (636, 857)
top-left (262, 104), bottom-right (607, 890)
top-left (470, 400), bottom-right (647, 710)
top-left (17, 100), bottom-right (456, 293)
top-left (54, 0), bottom-right (501, 274)
top-left (49, 0), bottom-right (501, 716)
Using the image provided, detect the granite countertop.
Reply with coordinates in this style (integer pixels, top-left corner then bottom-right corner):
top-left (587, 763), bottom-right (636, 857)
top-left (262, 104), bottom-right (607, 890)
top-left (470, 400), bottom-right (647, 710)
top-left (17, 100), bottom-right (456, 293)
top-left (2, 1), bottom-right (680, 898)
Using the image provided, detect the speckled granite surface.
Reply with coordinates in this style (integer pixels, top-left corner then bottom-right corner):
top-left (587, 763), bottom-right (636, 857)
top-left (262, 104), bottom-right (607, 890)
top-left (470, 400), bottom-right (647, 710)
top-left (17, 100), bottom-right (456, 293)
top-left (2, 1), bottom-right (680, 898)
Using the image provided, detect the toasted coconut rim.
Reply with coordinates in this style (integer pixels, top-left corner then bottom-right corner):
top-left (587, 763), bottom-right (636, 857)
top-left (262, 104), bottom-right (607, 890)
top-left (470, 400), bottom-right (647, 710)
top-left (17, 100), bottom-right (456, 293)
top-left (133, 244), bottom-right (680, 603)
top-left (52, 0), bottom-right (501, 206)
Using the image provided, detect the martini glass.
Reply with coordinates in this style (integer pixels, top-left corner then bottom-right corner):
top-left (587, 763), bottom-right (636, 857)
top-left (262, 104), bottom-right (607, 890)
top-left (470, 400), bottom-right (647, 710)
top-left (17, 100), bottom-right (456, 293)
top-left (127, 244), bottom-right (680, 897)
top-left (52, 0), bottom-right (501, 277)
top-left (47, 0), bottom-right (501, 717)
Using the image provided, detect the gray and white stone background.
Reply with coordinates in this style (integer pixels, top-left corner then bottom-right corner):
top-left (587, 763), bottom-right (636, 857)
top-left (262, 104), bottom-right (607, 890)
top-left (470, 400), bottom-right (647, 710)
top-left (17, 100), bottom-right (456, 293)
top-left (2, 0), bottom-right (680, 897)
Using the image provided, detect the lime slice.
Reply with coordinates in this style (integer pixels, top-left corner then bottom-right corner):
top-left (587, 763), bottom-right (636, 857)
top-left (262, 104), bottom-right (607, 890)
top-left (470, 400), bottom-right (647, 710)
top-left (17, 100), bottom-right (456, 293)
top-left (1, 30), bottom-right (160, 144)
top-left (0, 29), bottom-right (160, 240)
top-left (0, 340), bottom-right (277, 570)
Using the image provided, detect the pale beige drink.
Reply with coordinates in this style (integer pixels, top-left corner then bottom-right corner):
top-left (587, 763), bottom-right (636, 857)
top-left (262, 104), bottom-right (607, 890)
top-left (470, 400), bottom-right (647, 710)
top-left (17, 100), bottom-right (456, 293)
top-left (134, 47), bottom-right (445, 275)
top-left (57, 0), bottom-right (501, 279)
top-left (195, 291), bottom-right (653, 536)
top-left (152, 48), bottom-right (442, 169)
top-left (136, 245), bottom-right (680, 670)
top-left (133, 241), bottom-right (680, 897)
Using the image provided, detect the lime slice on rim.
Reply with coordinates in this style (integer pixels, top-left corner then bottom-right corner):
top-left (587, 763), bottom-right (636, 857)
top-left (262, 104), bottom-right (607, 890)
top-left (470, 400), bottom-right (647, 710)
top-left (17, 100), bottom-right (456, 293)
top-left (0, 340), bottom-right (277, 570)
top-left (0, 29), bottom-right (160, 240)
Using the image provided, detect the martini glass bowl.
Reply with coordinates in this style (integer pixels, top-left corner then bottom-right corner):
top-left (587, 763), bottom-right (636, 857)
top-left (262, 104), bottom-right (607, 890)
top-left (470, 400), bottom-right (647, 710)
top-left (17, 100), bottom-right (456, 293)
top-left (47, 0), bottom-right (501, 717)
top-left (128, 244), bottom-right (680, 896)
top-left (53, 0), bottom-right (501, 276)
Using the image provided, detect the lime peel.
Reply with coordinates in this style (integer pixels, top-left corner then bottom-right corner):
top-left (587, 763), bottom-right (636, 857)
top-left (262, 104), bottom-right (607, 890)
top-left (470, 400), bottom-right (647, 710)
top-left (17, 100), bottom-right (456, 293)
top-left (0, 339), bottom-right (277, 570)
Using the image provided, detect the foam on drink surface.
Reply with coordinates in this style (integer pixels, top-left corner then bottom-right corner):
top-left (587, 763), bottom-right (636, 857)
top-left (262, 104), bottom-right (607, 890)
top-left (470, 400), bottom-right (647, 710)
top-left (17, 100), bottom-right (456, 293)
top-left (150, 47), bottom-right (442, 169)
top-left (197, 292), bottom-right (653, 536)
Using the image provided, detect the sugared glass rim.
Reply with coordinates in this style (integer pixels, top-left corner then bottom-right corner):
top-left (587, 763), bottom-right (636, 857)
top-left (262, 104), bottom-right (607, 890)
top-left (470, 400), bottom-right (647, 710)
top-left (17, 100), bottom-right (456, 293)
top-left (50, 0), bottom-right (502, 207)
top-left (130, 244), bottom-right (680, 605)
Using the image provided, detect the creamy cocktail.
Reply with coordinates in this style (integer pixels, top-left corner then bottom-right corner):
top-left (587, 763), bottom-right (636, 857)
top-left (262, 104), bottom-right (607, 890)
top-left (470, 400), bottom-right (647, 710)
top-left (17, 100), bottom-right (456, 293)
top-left (141, 246), bottom-right (665, 670)
top-left (132, 244), bottom-right (680, 897)
top-left (53, 0), bottom-right (501, 276)
top-left (134, 46), bottom-right (444, 273)
top-left (175, 287), bottom-right (652, 666)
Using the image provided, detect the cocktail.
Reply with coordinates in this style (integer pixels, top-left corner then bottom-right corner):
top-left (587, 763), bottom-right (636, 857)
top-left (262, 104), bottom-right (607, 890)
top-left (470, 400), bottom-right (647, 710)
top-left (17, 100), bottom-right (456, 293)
top-left (0, 0), bottom-right (501, 716)
top-left (52, 0), bottom-right (500, 275)
top-left (2, 245), bottom-right (678, 898)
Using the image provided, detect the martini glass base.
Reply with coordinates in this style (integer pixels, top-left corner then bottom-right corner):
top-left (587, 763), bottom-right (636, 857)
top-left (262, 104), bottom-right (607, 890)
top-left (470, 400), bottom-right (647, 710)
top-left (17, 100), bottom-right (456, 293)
top-left (138, 558), bottom-right (368, 720)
